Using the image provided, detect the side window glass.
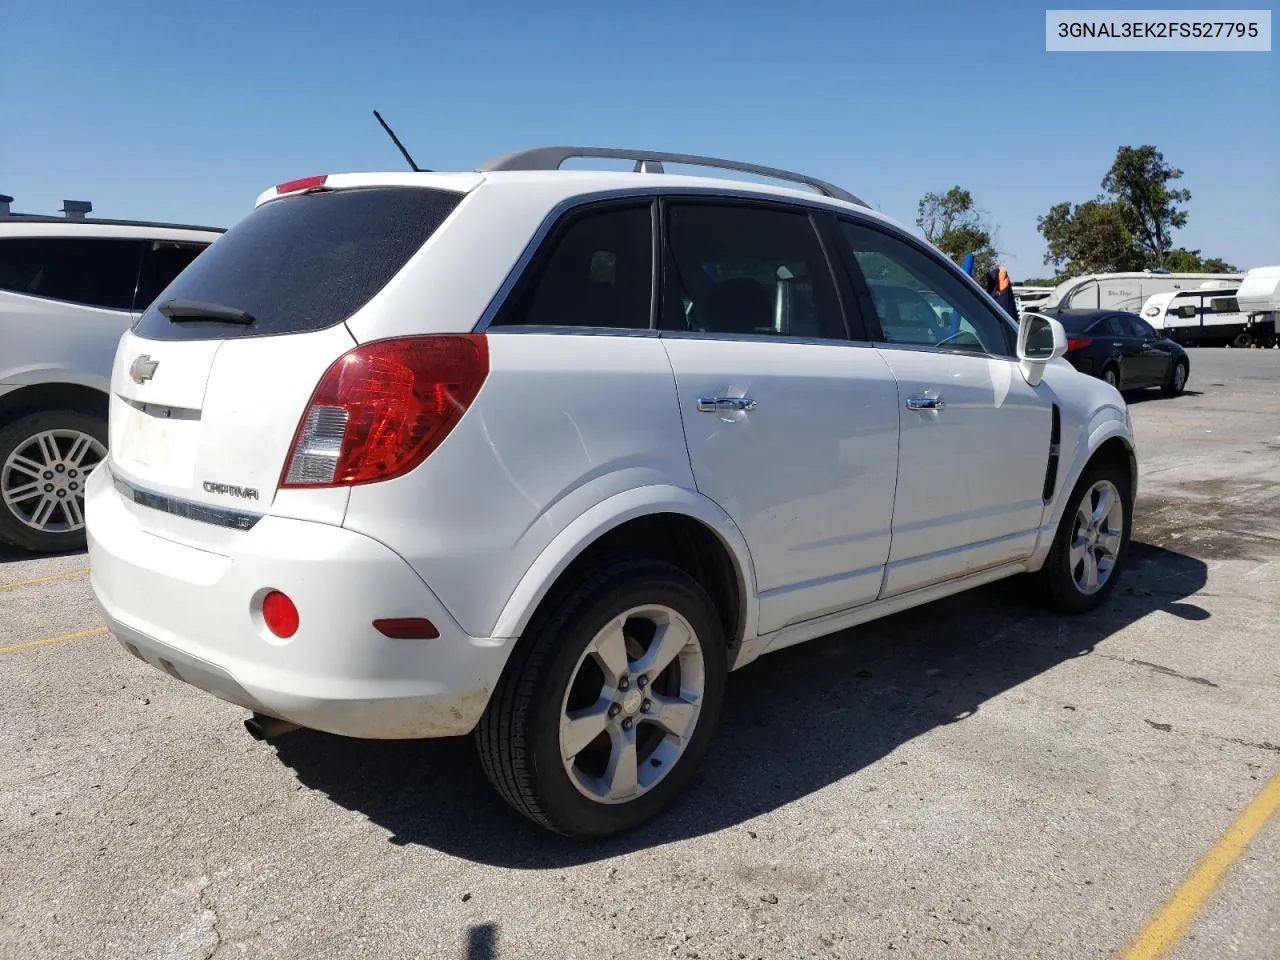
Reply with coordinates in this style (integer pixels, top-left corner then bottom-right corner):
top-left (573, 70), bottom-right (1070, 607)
top-left (493, 204), bottom-right (652, 329)
top-left (1095, 316), bottom-right (1121, 337)
top-left (662, 203), bottom-right (845, 340)
top-left (1208, 294), bottom-right (1238, 314)
top-left (1122, 315), bottom-right (1150, 338)
top-left (838, 221), bottom-right (1012, 356)
top-left (0, 238), bottom-right (144, 311)
top-left (135, 241), bottom-right (210, 311)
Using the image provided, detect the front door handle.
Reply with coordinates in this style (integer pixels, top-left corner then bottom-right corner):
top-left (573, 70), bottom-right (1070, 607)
top-left (698, 396), bottom-right (757, 414)
top-left (906, 395), bottom-right (946, 411)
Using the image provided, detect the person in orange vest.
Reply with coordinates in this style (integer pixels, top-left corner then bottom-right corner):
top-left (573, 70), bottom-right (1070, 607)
top-left (984, 266), bottom-right (1019, 322)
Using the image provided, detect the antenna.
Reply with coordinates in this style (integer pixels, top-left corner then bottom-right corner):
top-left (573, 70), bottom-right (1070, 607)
top-left (372, 110), bottom-right (426, 172)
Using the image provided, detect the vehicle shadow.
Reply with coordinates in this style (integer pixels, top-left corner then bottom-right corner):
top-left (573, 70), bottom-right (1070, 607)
top-left (1124, 389), bottom-right (1204, 404)
top-left (0, 543), bottom-right (85, 567)
top-left (272, 540), bottom-right (1208, 867)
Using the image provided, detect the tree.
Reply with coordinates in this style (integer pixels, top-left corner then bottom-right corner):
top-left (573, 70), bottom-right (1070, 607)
top-left (1202, 256), bottom-right (1238, 273)
top-left (1162, 248), bottom-right (1240, 273)
top-left (1101, 145), bottom-right (1191, 268)
top-left (916, 186), bottom-right (1000, 278)
top-left (1037, 198), bottom-right (1144, 275)
top-left (917, 187), bottom-right (975, 242)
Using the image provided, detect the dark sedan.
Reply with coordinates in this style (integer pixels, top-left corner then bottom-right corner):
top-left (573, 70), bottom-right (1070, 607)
top-left (1038, 308), bottom-right (1190, 396)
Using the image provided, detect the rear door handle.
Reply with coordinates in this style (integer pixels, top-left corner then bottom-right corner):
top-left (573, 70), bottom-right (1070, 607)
top-left (906, 395), bottom-right (945, 411)
top-left (698, 396), bottom-right (757, 413)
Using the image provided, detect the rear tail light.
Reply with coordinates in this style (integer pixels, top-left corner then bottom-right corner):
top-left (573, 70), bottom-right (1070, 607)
top-left (1066, 337), bottom-right (1093, 352)
top-left (281, 335), bottom-right (489, 488)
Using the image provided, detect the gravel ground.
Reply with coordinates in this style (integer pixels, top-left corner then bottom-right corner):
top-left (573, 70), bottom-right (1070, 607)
top-left (1, 349), bottom-right (1277, 960)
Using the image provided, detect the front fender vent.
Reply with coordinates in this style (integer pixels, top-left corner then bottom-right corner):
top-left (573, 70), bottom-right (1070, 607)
top-left (1042, 403), bottom-right (1062, 502)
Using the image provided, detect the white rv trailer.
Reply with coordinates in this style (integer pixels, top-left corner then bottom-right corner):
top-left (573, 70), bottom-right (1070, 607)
top-left (1232, 265), bottom-right (1280, 347)
top-left (1140, 273), bottom-right (1278, 347)
top-left (1014, 285), bottom-right (1054, 314)
top-left (1040, 271), bottom-right (1245, 314)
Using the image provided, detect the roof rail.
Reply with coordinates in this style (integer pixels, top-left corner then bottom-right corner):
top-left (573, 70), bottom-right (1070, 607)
top-left (477, 146), bottom-right (866, 207)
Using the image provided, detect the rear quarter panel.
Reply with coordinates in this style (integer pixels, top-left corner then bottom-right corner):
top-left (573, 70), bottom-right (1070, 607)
top-left (339, 331), bottom-right (704, 639)
top-left (0, 291), bottom-right (130, 393)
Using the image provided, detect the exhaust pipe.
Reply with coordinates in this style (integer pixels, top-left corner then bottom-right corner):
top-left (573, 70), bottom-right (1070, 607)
top-left (244, 712), bottom-right (302, 741)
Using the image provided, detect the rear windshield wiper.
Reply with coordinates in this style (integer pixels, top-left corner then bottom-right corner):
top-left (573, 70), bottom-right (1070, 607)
top-left (158, 299), bottom-right (256, 325)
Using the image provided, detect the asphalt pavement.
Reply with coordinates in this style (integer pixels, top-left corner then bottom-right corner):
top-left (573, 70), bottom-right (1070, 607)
top-left (2, 349), bottom-right (1277, 960)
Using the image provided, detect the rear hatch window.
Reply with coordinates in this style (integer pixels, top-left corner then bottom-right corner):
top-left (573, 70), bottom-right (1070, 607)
top-left (132, 186), bottom-right (464, 341)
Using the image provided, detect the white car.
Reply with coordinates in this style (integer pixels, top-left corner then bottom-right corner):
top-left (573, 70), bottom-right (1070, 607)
top-left (85, 149), bottom-right (1137, 838)
top-left (0, 208), bottom-right (221, 552)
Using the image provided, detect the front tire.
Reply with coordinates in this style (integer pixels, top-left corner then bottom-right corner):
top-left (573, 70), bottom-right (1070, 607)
top-left (0, 410), bottom-right (107, 554)
top-left (476, 558), bottom-right (727, 839)
top-left (1037, 458), bottom-right (1132, 615)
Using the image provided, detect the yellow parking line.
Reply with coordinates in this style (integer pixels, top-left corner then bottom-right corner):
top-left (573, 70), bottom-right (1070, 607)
top-left (1122, 772), bottom-right (1280, 960)
top-left (0, 626), bottom-right (110, 655)
top-left (0, 568), bottom-right (90, 591)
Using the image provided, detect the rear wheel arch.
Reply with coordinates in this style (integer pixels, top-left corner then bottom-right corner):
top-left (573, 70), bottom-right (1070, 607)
top-left (560, 513), bottom-right (746, 654)
top-left (493, 502), bottom-right (756, 656)
top-left (0, 382), bottom-right (109, 429)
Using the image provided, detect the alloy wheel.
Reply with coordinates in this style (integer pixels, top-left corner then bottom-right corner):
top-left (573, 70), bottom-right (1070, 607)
top-left (1069, 479), bottom-right (1124, 595)
top-left (559, 604), bottom-right (705, 804)
top-left (1, 429), bottom-right (106, 534)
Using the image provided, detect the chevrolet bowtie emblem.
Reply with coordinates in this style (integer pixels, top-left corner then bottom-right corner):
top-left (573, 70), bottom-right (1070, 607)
top-left (129, 354), bottom-right (159, 384)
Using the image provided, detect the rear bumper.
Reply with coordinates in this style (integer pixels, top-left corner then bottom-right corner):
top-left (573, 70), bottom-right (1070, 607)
top-left (1065, 355), bottom-right (1096, 376)
top-left (85, 464), bottom-right (513, 738)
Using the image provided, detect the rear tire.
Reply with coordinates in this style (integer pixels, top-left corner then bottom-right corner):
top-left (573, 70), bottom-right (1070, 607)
top-left (476, 558), bottom-right (727, 839)
top-left (0, 410), bottom-right (107, 554)
top-left (1161, 359), bottom-right (1189, 396)
top-left (1037, 457), bottom-right (1132, 615)
top-left (1101, 365), bottom-right (1120, 390)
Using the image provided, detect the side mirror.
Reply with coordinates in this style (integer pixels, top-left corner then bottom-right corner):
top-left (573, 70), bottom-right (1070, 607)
top-left (1016, 312), bottom-right (1067, 387)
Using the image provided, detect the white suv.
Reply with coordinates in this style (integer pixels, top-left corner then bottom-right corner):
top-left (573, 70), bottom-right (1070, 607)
top-left (85, 149), bottom-right (1137, 838)
top-left (0, 208), bottom-right (221, 552)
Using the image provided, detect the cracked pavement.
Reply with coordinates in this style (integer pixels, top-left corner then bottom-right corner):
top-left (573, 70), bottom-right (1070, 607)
top-left (1, 350), bottom-right (1277, 959)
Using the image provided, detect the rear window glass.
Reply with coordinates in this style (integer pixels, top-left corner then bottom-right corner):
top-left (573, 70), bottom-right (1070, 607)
top-left (132, 186), bottom-right (464, 340)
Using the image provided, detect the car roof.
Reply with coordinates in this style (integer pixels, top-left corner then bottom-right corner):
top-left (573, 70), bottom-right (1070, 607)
top-left (0, 218), bottom-right (224, 242)
top-left (253, 167), bottom-right (902, 231)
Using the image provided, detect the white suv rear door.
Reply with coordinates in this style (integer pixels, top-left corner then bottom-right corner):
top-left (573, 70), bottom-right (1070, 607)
top-left (833, 218), bottom-right (1054, 597)
top-left (657, 200), bottom-right (900, 636)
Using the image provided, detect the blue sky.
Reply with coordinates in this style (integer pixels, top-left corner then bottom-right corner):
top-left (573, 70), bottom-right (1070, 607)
top-left (3, 0), bottom-right (1276, 278)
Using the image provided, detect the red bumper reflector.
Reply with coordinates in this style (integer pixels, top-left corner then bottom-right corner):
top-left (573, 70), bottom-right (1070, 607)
top-left (262, 591), bottom-right (300, 639)
top-left (373, 617), bottom-right (439, 640)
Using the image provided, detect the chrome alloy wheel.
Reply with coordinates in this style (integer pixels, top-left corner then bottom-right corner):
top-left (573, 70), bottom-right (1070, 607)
top-left (1172, 363), bottom-right (1187, 391)
top-left (1, 429), bottom-right (106, 534)
top-left (559, 604), bottom-right (706, 804)
top-left (1069, 479), bottom-right (1125, 595)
